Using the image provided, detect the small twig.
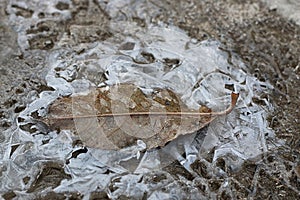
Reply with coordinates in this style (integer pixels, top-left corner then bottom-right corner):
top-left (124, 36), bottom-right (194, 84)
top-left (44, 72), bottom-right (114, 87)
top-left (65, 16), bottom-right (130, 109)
top-left (47, 92), bottom-right (239, 120)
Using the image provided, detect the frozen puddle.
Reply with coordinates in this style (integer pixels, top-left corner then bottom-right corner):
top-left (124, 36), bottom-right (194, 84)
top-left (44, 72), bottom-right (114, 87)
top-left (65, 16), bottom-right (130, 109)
top-left (2, 23), bottom-right (274, 198)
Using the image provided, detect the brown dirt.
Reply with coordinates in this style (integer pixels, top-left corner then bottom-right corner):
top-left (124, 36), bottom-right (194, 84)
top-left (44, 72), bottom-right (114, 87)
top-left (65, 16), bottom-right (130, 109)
top-left (1, 0), bottom-right (299, 199)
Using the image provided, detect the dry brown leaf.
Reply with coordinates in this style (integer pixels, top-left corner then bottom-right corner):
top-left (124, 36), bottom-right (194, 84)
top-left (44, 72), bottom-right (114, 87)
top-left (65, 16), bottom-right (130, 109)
top-left (44, 84), bottom-right (239, 150)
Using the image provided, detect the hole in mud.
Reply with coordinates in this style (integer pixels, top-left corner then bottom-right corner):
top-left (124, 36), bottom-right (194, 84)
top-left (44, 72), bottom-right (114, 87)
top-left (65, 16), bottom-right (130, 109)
top-left (109, 177), bottom-right (120, 192)
top-left (265, 132), bottom-right (269, 136)
top-left (4, 99), bottom-right (17, 108)
top-left (14, 105), bottom-right (26, 113)
top-left (15, 88), bottom-right (24, 94)
top-left (11, 5), bottom-right (33, 18)
top-left (21, 83), bottom-right (27, 88)
top-left (0, 111), bottom-right (4, 118)
top-left (56, 2), bottom-right (69, 10)
top-left (72, 147), bottom-right (88, 159)
top-left (96, 30), bottom-right (112, 41)
top-left (42, 139), bottom-right (50, 145)
top-left (66, 148), bottom-right (88, 164)
top-left (19, 123), bottom-right (37, 134)
top-left (2, 191), bottom-right (16, 200)
top-left (133, 51), bottom-right (156, 64)
top-left (252, 97), bottom-right (266, 106)
top-left (36, 22), bottom-right (51, 32)
top-left (216, 157), bottom-right (226, 172)
top-left (51, 12), bottom-right (61, 17)
top-left (90, 191), bottom-right (109, 200)
top-left (208, 180), bottom-right (222, 191)
top-left (27, 162), bottom-right (71, 193)
top-left (225, 83), bottom-right (234, 91)
top-left (44, 192), bottom-right (83, 199)
top-left (23, 176), bottom-right (30, 185)
top-left (196, 182), bottom-right (207, 193)
top-left (149, 173), bottom-right (167, 183)
top-left (36, 84), bottom-right (55, 93)
top-left (162, 58), bottom-right (181, 70)
top-left (163, 160), bottom-right (194, 181)
top-left (132, 17), bottom-right (146, 27)
top-left (191, 159), bottom-right (211, 179)
top-left (119, 42), bottom-right (135, 50)
top-left (30, 110), bottom-right (40, 119)
top-left (26, 21), bottom-right (53, 34)
top-left (54, 67), bottom-right (61, 72)
top-left (9, 144), bottom-right (20, 158)
top-left (72, 139), bottom-right (83, 147)
top-left (28, 36), bottom-right (55, 50)
top-left (38, 12), bottom-right (45, 18)
top-left (2, 121), bottom-right (11, 128)
top-left (221, 191), bottom-right (231, 199)
top-left (103, 169), bottom-right (115, 175)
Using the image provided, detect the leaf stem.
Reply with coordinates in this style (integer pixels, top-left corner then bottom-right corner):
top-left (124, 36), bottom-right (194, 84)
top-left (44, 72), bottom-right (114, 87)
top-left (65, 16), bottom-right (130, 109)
top-left (47, 92), bottom-right (239, 120)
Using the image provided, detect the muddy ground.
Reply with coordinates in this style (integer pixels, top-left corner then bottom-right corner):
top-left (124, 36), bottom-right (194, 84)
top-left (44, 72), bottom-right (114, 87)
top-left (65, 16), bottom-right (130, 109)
top-left (0, 0), bottom-right (299, 199)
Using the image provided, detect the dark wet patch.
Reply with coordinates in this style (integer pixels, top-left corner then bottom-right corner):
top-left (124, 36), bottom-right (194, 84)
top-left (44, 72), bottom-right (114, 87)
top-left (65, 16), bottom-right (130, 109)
top-left (11, 5), bottom-right (33, 18)
top-left (66, 147), bottom-right (88, 164)
top-left (56, 2), bottom-right (70, 10)
top-left (14, 105), bottom-right (26, 113)
top-left (36, 192), bottom-right (83, 200)
top-left (28, 35), bottom-right (56, 50)
top-left (133, 51), bottom-right (156, 64)
top-left (119, 42), bottom-right (136, 50)
top-left (2, 191), bottom-right (16, 200)
top-left (90, 191), bottom-right (110, 200)
top-left (19, 123), bottom-right (37, 134)
top-left (162, 58), bottom-right (181, 71)
top-left (163, 160), bottom-right (194, 181)
top-left (9, 144), bottom-right (20, 158)
top-left (191, 159), bottom-right (212, 179)
top-left (27, 162), bottom-right (72, 194)
top-left (154, 0), bottom-right (300, 196)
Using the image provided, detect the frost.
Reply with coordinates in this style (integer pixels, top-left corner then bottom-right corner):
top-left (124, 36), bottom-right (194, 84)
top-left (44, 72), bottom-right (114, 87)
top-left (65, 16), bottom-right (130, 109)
top-left (1, 0), bottom-right (276, 198)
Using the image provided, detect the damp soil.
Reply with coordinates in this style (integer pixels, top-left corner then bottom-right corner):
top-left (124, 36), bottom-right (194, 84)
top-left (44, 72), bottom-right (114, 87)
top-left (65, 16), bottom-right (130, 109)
top-left (159, 1), bottom-right (300, 198)
top-left (0, 0), bottom-right (299, 199)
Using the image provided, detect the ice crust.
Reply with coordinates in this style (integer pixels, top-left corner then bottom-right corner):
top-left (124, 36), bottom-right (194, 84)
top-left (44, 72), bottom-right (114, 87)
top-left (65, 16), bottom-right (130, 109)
top-left (1, 0), bottom-right (275, 198)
